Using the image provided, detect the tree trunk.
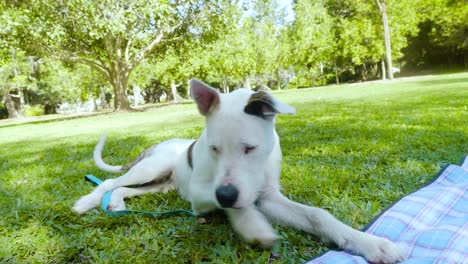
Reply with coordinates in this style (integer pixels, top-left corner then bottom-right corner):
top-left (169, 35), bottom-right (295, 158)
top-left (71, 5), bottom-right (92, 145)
top-left (3, 88), bottom-right (21, 118)
top-left (9, 48), bottom-right (24, 117)
top-left (92, 95), bottom-right (98, 110)
top-left (276, 70), bottom-right (281, 90)
top-left (222, 78), bottom-right (230, 93)
top-left (377, 0), bottom-right (393, 80)
top-left (381, 59), bottom-right (386, 80)
top-left (170, 80), bottom-right (183, 103)
top-left (113, 80), bottom-right (130, 110)
top-left (110, 68), bottom-right (131, 111)
top-left (132, 85), bottom-right (144, 106)
top-left (320, 61), bottom-right (324, 86)
top-left (187, 79), bottom-right (191, 99)
top-left (17, 88), bottom-right (25, 115)
top-left (44, 102), bottom-right (58, 114)
top-left (99, 86), bottom-right (107, 109)
top-left (245, 77), bottom-right (251, 89)
top-left (334, 60), bottom-right (340, 85)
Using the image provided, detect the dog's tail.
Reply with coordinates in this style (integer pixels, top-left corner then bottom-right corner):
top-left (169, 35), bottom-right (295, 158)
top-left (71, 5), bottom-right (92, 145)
top-left (93, 134), bottom-right (124, 173)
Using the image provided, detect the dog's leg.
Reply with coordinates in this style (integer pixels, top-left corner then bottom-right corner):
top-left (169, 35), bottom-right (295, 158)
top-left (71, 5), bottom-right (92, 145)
top-left (72, 158), bottom-right (173, 214)
top-left (188, 182), bottom-right (219, 215)
top-left (107, 181), bottom-right (175, 211)
top-left (225, 206), bottom-right (278, 249)
top-left (258, 191), bottom-right (405, 263)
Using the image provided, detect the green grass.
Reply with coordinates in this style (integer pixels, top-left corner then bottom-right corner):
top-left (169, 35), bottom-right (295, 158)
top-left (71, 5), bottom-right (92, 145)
top-left (1, 73), bottom-right (467, 263)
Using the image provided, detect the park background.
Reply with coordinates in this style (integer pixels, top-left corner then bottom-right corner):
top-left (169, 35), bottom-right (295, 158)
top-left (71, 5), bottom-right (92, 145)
top-left (0, 0), bottom-right (467, 263)
top-left (0, 0), bottom-right (466, 118)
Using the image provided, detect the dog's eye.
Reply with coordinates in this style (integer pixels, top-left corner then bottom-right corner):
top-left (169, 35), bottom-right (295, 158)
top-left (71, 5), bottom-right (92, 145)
top-left (244, 145), bottom-right (256, 155)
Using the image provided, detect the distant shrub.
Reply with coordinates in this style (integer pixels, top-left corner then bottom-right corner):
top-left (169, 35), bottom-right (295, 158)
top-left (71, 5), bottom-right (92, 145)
top-left (289, 75), bottom-right (311, 88)
top-left (24, 105), bottom-right (45, 116)
top-left (0, 104), bottom-right (8, 119)
top-left (289, 72), bottom-right (336, 88)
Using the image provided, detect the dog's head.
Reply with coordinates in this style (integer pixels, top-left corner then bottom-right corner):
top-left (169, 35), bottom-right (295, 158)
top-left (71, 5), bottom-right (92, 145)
top-left (190, 79), bottom-right (295, 209)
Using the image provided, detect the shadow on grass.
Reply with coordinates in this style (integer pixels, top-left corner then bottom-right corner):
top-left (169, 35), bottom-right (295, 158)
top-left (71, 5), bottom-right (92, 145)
top-left (0, 134), bottom-right (237, 262)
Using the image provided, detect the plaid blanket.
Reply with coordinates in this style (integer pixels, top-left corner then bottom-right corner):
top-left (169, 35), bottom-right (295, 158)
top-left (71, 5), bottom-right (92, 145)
top-left (308, 156), bottom-right (468, 264)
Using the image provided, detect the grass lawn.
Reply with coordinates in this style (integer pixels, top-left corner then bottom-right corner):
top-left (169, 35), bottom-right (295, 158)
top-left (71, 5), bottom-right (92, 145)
top-left (1, 73), bottom-right (467, 263)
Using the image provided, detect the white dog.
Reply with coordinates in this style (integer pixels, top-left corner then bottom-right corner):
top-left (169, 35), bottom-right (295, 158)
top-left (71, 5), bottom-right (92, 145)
top-left (73, 79), bottom-right (405, 263)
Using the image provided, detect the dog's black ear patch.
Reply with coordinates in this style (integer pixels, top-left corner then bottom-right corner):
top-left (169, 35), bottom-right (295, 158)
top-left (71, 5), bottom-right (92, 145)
top-left (244, 91), bottom-right (296, 120)
top-left (244, 91), bottom-right (277, 120)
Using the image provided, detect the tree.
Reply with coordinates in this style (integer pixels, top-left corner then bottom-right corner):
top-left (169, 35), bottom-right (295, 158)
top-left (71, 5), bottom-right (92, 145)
top-left (402, 0), bottom-right (467, 70)
top-left (375, 0), bottom-right (393, 80)
top-left (316, 0), bottom-right (419, 82)
top-left (206, 16), bottom-right (256, 91)
top-left (247, 0), bottom-right (287, 89)
top-left (0, 1), bottom-right (28, 118)
top-left (11, 0), bottom-right (229, 111)
top-left (290, 0), bottom-right (335, 86)
top-left (151, 48), bottom-right (187, 102)
top-left (146, 0), bottom-right (244, 97)
top-left (0, 49), bottom-right (32, 118)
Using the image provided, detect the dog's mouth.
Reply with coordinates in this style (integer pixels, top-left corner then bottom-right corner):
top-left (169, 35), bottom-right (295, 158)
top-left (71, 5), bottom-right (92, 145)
top-left (217, 203), bottom-right (244, 210)
top-left (217, 203), bottom-right (243, 209)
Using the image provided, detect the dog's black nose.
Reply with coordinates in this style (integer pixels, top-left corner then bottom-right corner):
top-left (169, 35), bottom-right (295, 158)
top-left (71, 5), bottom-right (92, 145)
top-left (215, 184), bottom-right (239, 208)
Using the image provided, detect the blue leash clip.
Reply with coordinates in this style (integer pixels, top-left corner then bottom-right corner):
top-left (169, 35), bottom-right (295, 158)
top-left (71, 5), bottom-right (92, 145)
top-left (84, 174), bottom-right (195, 217)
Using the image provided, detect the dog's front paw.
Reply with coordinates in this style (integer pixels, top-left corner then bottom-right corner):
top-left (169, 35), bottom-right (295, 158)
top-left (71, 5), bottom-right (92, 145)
top-left (72, 194), bottom-right (101, 214)
top-left (107, 195), bottom-right (126, 211)
top-left (236, 220), bottom-right (279, 249)
top-left (249, 232), bottom-right (279, 249)
top-left (358, 235), bottom-right (406, 264)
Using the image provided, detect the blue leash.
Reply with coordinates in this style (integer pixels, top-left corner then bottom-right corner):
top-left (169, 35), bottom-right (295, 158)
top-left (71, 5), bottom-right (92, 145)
top-left (85, 174), bottom-right (196, 217)
top-left (85, 175), bottom-right (282, 254)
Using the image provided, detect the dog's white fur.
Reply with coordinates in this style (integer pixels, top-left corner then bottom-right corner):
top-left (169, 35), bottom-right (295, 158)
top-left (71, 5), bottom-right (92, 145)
top-left (73, 79), bottom-right (405, 263)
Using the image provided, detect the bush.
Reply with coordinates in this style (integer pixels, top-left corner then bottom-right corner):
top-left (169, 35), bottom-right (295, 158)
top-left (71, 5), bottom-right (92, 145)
top-left (24, 104), bottom-right (45, 117)
top-left (289, 75), bottom-right (311, 88)
top-left (0, 104), bottom-right (9, 119)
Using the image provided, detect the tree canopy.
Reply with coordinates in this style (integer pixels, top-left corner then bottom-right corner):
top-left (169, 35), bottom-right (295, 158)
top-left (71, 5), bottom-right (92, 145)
top-left (1, 0), bottom-right (466, 118)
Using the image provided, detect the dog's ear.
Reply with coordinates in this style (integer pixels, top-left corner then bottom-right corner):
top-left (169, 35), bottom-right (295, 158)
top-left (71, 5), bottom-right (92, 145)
top-left (190, 78), bottom-right (220, 116)
top-left (244, 91), bottom-right (296, 120)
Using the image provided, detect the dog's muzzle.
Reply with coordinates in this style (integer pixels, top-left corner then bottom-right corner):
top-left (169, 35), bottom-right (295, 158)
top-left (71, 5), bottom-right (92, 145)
top-left (215, 184), bottom-right (239, 208)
